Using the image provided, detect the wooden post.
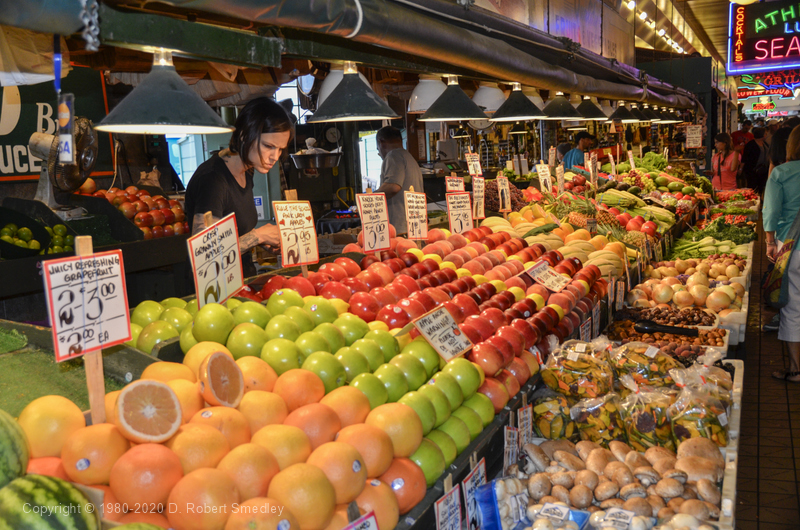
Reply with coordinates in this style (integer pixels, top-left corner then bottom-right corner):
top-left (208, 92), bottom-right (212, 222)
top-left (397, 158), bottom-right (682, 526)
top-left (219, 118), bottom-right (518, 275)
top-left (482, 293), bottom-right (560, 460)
top-left (444, 473), bottom-right (453, 493)
top-left (203, 211), bottom-right (213, 228)
top-left (75, 236), bottom-right (105, 426)
top-left (469, 452), bottom-right (478, 470)
top-left (285, 189), bottom-right (298, 200)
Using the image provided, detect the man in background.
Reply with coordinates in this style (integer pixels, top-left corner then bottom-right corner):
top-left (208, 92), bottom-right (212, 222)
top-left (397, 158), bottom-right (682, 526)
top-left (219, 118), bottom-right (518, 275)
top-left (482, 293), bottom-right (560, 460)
top-left (375, 126), bottom-right (424, 235)
top-left (562, 132), bottom-right (596, 171)
top-left (731, 119), bottom-right (753, 153)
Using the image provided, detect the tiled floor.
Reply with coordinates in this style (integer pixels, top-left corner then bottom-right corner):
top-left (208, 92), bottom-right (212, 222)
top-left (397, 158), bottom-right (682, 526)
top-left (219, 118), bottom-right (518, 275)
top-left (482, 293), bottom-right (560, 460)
top-left (732, 230), bottom-right (800, 530)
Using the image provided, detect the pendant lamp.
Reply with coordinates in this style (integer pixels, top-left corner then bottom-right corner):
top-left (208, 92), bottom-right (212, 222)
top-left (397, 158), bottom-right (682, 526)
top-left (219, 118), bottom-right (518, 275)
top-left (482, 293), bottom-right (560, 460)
top-left (523, 87), bottom-right (546, 110)
top-left (408, 74), bottom-right (447, 114)
top-left (542, 92), bottom-right (583, 120)
top-left (318, 64), bottom-right (372, 107)
top-left (600, 99), bottom-right (615, 117)
top-left (472, 82), bottom-right (507, 114)
top-left (642, 104), bottom-right (662, 122)
top-left (450, 125), bottom-right (471, 138)
top-left (95, 49), bottom-right (234, 134)
top-left (576, 96), bottom-right (608, 121)
top-left (657, 107), bottom-right (680, 124)
top-left (508, 122), bottom-right (528, 135)
top-left (419, 76), bottom-right (488, 121)
top-left (668, 108), bottom-right (684, 123)
top-left (308, 61), bottom-right (399, 122)
top-left (607, 101), bottom-right (638, 124)
top-left (630, 103), bottom-right (649, 123)
top-left (490, 83), bottom-right (546, 121)
top-left (564, 121), bottom-right (588, 131)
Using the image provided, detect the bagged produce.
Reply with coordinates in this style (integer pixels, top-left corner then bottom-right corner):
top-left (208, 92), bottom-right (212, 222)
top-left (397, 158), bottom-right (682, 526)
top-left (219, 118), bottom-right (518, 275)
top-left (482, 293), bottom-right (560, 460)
top-left (540, 349), bottom-right (614, 399)
top-left (619, 375), bottom-right (675, 452)
top-left (531, 388), bottom-right (578, 440)
top-left (559, 337), bottom-right (613, 361)
top-left (475, 475), bottom-right (529, 530)
top-left (569, 392), bottom-right (628, 447)
top-left (668, 369), bottom-right (729, 447)
top-left (608, 342), bottom-right (681, 387)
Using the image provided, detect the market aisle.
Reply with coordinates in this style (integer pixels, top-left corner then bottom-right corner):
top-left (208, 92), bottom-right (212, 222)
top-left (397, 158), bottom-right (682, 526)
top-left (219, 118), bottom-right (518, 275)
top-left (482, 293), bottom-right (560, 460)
top-left (735, 228), bottom-right (800, 530)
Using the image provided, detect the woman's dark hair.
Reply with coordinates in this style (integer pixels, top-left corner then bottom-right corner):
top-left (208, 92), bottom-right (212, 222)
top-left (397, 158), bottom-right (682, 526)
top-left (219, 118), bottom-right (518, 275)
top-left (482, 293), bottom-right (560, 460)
top-left (229, 97), bottom-right (294, 167)
top-left (769, 127), bottom-right (792, 166)
top-left (714, 133), bottom-right (733, 156)
top-left (752, 127), bottom-right (766, 139)
top-left (786, 125), bottom-right (800, 162)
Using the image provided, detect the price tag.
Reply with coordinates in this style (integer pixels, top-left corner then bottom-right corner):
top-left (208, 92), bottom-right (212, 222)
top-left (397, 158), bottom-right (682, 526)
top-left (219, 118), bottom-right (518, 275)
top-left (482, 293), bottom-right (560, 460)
top-left (356, 193), bottom-right (391, 252)
top-left (567, 351), bottom-right (580, 362)
top-left (404, 191), bottom-right (428, 241)
top-left (57, 93), bottom-right (75, 164)
top-left (718, 412), bottom-right (728, 426)
top-left (273, 201), bottom-right (319, 267)
top-left (446, 192), bottom-right (473, 235)
top-left (536, 164), bottom-right (553, 193)
top-left (592, 303), bottom-right (600, 338)
top-left (539, 503), bottom-right (570, 523)
top-left (580, 318), bottom-right (592, 342)
top-left (590, 152), bottom-right (598, 186)
top-left (472, 176), bottom-right (485, 220)
top-left (602, 508), bottom-right (636, 529)
top-left (609, 153), bottom-right (617, 176)
top-left (616, 279), bottom-right (625, 311)
top-left (664, 147), bottom-right (669, 159)
top-left (462, 458), bottom-right (486, 530)
top-left (584, 151), bottom-right (590, 170)
top-left (555, 165), bottom-right (565, 194)
top-left (445, 175), bottom-right (465, 192)
top-left (187, 213), bottom-right (244, 308)
top-left (609, 276), bottom-right (616, 308)
top-left (586, 218), bottom-right (597, 234)
top-left (465, 152), bottom-right (483, 176)
top-left (518, 404), bottom-right (534, 447)
top-left (342, 511), bottom-right (379, 530)
top-left (43, 250), bottom-right (131, 362)
top-left (496, 176), bottom-right (512, 212)
top-left (644, 346), bottom-right (660, 358)
top-left (548, 146), bottom-right (556, 167)
top-left (435, 484), bottom-right (462, 530)
top-left (503, 426), bottom-right (519, 472)
top-left (413, 305), bottom-right (473, 361)
top-left (627, 150), bottom-right (636, 169)
top-left (525, 261), bottom-right (570, 292)
top-left (575, 343), bottom-right (587, 353)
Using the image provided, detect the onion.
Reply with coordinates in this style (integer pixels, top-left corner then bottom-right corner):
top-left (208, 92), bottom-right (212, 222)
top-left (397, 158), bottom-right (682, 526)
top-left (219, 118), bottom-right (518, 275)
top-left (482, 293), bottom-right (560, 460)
top-left (689, 284), bottom-right (710, 306)
top-left (716, 275), bottom-right (729, 282)
top-left (633, 299), bottom-right (651, 309)
top-left (723, 259), bottom-right (735, 267)
top-left (687, 259), bottom-right (698, 267)
top-left (707, 268), bottom-right (718, 279)
top-left (719, 308), bottom-right (739, 317)
top-left (675, 260), bottom-right (690, 273)
top-left (686, 272), bottom-right (709, 288)
top-left (674, 290), bottom-right (695, 308)
top-left (685, 267), bottom-right (697, 275)
top-left (731, 282), bottom-right (745, 298)
top-left (717, 285), bottom-right (736, 301)
top-left (672, 284), bottom-right (687, 293)
top-left (733, 296), bottom-right (743, 308)
top-left (649, 268), bottom-right (662, 279)
top-left (662, 277), bottom-right (681, 287)
top-left (652, 284), bottom-right (674, 304)
top-left (706, 291), bottom-right (732, 312)
top-left (644, 279), bottom-right (662, 289)
top-left (635, 283), bottom-right (653, 297)
top-left (735, 260), bottom-right (747, 269)
top-left (726, 265), bottom-right (740, 278)
top-left (660, 267), bottom-right (679, 277)
top-left (627, 289), bottom-right (648, 305)
top-left (697, 263), bottom-right (711, 274)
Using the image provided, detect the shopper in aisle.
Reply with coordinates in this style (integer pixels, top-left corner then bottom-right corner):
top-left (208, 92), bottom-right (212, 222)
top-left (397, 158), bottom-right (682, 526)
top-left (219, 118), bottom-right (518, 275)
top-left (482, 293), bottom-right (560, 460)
top-left (765, 118), bottom-right (780, 145)
top-left (707, 133), bottom-right (739, 190)
top-left (731, 119), bottom-right (753, 152)
top-left (562, 132), bottom-right (595, 171)
top-left (375, 126), bottom-right (424, 235)
top-left (184, 97), bottom-right (292, 277)
top-left (556, 143), bottom-right (572, 164)
top-left (741, 127), bottom-right (769, 192)
top-left (768, 127), bottom-right (792, 177)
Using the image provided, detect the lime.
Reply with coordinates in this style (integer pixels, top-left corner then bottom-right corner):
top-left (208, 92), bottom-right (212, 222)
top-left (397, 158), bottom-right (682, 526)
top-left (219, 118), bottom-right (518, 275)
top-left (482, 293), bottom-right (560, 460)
top-left (28, 240), bottom-right (40, 250)
top-left (51, 235), bottom-right (64, 247)
top-left (0, 228), bottom-right (12, 238)
top-left (52, 245), bottom-right (64, 253)
top-left (45, 226), bottom-right (54, 236)
top-left (3, 223), bottom-right (17, 234)
top-left (64, 245), bottom-right (73, 252)
top-left (64, 234), bottom-right (74, 246)
top-left (53, 224), bottom-right (67, 237)
top-left (47, 248), bottom-right (55, 254)
top-left (0, 235), bottom-right (13, 244)
top-left (14, 240), bottom-right (28, 248)
top-left (16, 227), bottom-right (32, 242)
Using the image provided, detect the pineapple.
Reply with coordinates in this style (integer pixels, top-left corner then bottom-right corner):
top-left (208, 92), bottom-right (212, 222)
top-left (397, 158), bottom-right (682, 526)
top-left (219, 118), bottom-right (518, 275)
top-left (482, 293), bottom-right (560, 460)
top-left (623, 231), bottom-right (647, 248)
top-left (596, 209), bottom-right (619, 227)
top-left (567, 211), bottom-right (587, 228)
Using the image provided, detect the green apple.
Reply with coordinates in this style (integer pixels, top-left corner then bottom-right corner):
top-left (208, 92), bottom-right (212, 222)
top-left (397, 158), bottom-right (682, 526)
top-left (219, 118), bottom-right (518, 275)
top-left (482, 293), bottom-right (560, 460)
top-left (402, 340), bottom-right (440, 378)
top-left (364, 329), bottom-right (399, 362)
top-left (295, 331), bottom-right (331, 358)
top-left (192, 302), bottom-right (235, 344)
top-left (159, 307), bottom-right (193, 333)
top-left (351, 338), bottom-right (384, 372)
top-left (350, 373), bottom-right (388, 409)
top-left (398, 391), bottom-right (437, 435)
top-left (184, 298), bottom-right (199, 317)
top-left (390, 354), bottom-right (427, 391)
top-left (283, 306), bottom-right (314, 333)
top-left (314, 323), bottom-right (346, 353)
top-left (373, 363), bottom-right (409, 402)
top-left (425, 430), bottom-right (458, 467)
top-left (410, 438), bottom-right (446, 487)
top-left (125, 322), bottom-right (142, 348)
top-left (136, 320), bottom-right (178, 355)
top-left (260, 338), bottom-right (304, 375)
top-left (226, 298), bottom-right (242, 311)
top-left (333, 315), bottom-right (369, 346)
top-left (428, 372), bottom-right (463, 410)
top-left (160, 297), bottom-right (187, 309)
top-left (179, 323), bottom-right (198, 353)
top-left (302, 351), bottom-right (346, 393)
top-left (417, 384), bottom-right (451, 428)
top-left (131, 300), bottom-right (164, 328)
top-left (266, 288), bottom-right (304, 315)
top-left (436, 416), bottom-right (471, 454)
top-left (233, 301), bottom-right (271, 328)
top-left (441, 358), bottom-right (482, 400)
top-left (226, 322), bottom-right (268, 359)
top-left (334, 347), bottom-right (371, 383)
top-left (264, 314), bottom-right (301, 342)
top-left (303, 298), bottom-right (339, 326)
top-left (451, 406), bottom-right (483, 441)
top-left (462, 393), bottom-right (495, 428)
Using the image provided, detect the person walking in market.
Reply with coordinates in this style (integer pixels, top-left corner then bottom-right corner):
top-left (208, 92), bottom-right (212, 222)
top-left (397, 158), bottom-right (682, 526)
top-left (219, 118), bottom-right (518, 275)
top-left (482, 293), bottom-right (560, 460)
top-left (374, 126), bottom-right (424, 235)
top-left (562, 132), bottom-right (595, 171)
top-left (706, 133), bottom-right (739, 190)
top-left (741, 127), bottom-right (769, 192)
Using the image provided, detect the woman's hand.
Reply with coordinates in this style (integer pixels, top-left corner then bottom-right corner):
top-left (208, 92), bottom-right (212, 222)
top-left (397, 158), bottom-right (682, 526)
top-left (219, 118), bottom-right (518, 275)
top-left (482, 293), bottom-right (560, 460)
top-left (767, 242), bottom-right (779, 262)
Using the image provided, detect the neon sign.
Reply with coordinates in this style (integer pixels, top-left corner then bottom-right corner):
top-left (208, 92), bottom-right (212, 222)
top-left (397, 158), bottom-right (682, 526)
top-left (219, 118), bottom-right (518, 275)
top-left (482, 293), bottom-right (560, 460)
top-left (728, 1), bottom-right (800, 74)
top-left (752, 102), bottom-right (776, 111)
top-left (738, 87), bottom-right (792, 99)
top-left (741, 69), bottom-right (800, 91)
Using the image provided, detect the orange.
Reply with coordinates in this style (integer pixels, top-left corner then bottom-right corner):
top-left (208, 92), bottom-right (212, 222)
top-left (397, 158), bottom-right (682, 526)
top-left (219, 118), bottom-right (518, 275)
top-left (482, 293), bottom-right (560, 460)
top-left (60, 423), bottom-right (130, 485)
top-left (319, 386), bottom-right (371, 428)
top-left (355, 479), bottom-right (399, 530)
top-left (105, 390), bottom-right (121, 423)
top-left (378, 458), bottom-right (426, 514)
top-left (237, 391), bottom-right (288, 433)
top-left (364, 403), bottom-right (423, 458)
top-left (167, 468), bottom-right (240, 530)
top-left (335, 424), bottom-right (394, 478)
top-left (118, 511), bottom-right (172, 528)
top-left (190, 407), bottom-right (251, 449)
top-left (272, 369), bottom-right (325, 412)
top-left (87, 484), bottom-right (123, 522)
top-left (26, 457), bottom-right (70, 480)
top-left (17, 395), bottom-right (85, 458)
top-left (109, 443), bottom-right (184, 507)
top-left (267, 463), bottom-right (336, 530)
top-left (141, 361), bottom-right (197, 383)
top-left (306, 442), bottom-right (367, 504)
top-left (198, 351), bottom-right (245, 408)
top-left (236, 356), bottom-right (278, 392)
top-left (250, 424), bottom-right (311, 470)
top-left (166, 423), bottom-right (230, 474)
top-left (166, 379), bottom-right (205, 422)
top-left (183, 341), bottom-right (234, 377)
top-left (224, 497), bottom-right (300, 530)
top-left (217, 443), bottom-right (280, 501)
top-left (283, 404), bottom-right (341, 450)
top-left (115, 379), bottom-right (182, 443)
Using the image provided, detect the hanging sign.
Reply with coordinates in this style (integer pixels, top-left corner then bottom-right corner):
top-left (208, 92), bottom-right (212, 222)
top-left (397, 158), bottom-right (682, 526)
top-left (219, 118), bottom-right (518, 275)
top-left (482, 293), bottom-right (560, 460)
top-left (43, 250), bottom-right (131, 362)
top-left (404, 191), bottom-right (428, 241)
top-left (727, 1), bottom-right (800, 74)
top-left (446, 175), bottom-right (465, 192)
top-left (413, 305), bottom-right (473, 361)
top-left (435, 483), bottom-right (462, 530)
top-left (273, 201), bottom-right (319, 267)
top-left (526, 261), bottom-right (570, 292)
top-left (496, 176), bottom-right (512, 212)
top-left (465, 152), bottom-right (483, 176)
top-left (462, 459), bottom-right (487, 530)
top-left (446, 192), bottom-right (473, 235)
top-left (472, 176), bottom-right (485, 219)
top-left (187, 213), bottom-right (244, 308)
top-left (536, 164), bottom-right (553, 193)
top-left (356, 193), bottom-right (391, 252)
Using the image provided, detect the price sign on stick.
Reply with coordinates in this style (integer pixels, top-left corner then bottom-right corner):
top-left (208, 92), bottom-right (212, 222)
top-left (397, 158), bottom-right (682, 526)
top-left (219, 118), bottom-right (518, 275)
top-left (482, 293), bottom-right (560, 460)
top-left (187, 213), bottom-right (244, 308)
top-left (526, 261), bottom-right (570, 292)
top-left (548, 146), bottom-right (556, 167)
top-left (609, 153), bottom-right (617, 176)
top-left (556, 165), bottom-right (565, 194)
top-left (435, 482), bottom-right (462, 530)
top-left (273, 201), bottom-right (319, 268)
top-left (446, 192), bottom-right (473, 235)
top-left (584, 152), bottom-right (590, 170)
top-left (536, 164), bottom-right (553, 193)
top-left (356, 193), bottom-right (391, 252)
top-left (465, 152), bottom-right (483, 176)
top-left (472, 176), bottom-right (485, 219)
top-left (518, 403), bottom-right (534, 446)
top-left (580, 317), bottom-right (592, 341)
top-left (592, 303), bottom-right (600, 338)
top-left (413, 305), bottom-right (472, 361)
top-left (445, 175), bottom-right (465, 192)
top-left (462, 458), bottom-right (486, 530)
top-left (590, 152), bottom-right (598, 186)
top-left (404, 191), bottom-right (428, 241)
top-left (496, 176), bottom-right (512, 212)
top-left (627, 150), bottom-right (636, 169)
top-left (503, 425), bottom-right (519, 472)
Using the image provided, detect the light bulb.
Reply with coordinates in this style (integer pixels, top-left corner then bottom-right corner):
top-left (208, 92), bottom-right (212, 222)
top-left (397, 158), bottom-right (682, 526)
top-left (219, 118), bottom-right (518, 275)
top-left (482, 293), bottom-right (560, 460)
top-left (639, 12), bottom-right (648, 20)
top-left (626, 0), bottom-right (636, 10)
top-left (658, 28), bottom-right (666, 36)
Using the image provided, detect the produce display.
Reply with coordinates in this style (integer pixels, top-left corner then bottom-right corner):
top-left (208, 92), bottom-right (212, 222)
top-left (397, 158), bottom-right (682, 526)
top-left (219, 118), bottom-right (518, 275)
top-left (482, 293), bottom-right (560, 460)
top-left (0, 223), bottom-right (44, 252)
top-left (606, 320), bottom-right (728, 348)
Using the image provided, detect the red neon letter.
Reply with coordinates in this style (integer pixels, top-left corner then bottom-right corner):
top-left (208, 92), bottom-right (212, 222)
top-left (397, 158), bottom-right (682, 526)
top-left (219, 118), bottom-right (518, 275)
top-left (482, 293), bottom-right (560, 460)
top-left (755, 39), bottom-right (769, 59)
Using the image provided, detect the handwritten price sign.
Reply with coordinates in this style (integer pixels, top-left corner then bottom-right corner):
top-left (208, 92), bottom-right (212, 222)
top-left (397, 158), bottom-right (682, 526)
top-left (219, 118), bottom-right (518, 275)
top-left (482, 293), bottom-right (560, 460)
top-left (496, 176), bottom-right (512, 212)
top-left (404, 191), bottom-right (428, 241)
top-left (435, 484), bottom-right (462, 530)
top-left (273, 201), bottom-right (319, 267)
top-left (627, 150), bottom-right (636, 169)
top-left (446, 192), bottom-right (473, 235)
top-left (445, 175), bottom-right (465, 192)
top-left (43, 250), bottom-right (131, 362)
top-left (526, 261), bottom-right (570, 292)
top-left (462, 459), bottom-right (486, 530)
top-left (465, 152), bottom-right (483, 176)
top-left (356, 193), bottom-right (391, 252)
top-left (548, 146), bottom-right (556, 167)
top-left (536, 164), bottom-right (553, 193)
top-left (556, 165), bottom-right (565, 194)
top-left (187, 213), bottom-right (244, 308)
top-left (414, 305), bottom-right (472, 361)
top-left (590, 152), bottom-right (598, 186)
top-left (472, 176), bottom-right (485, 219)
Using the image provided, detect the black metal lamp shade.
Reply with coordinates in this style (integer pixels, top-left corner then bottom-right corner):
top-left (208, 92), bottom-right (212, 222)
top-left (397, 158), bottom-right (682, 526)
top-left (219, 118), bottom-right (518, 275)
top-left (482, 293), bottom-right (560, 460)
top-left (308, 67), bottom-right (399, 123)
top-left (490, 84), bottom-right (545, 121)
top-left (642, 104), bottom-right (662, 122)
top-left (419, 77), bottom-right (488, 122)
top-left (541, 93), bottom-right (583, 120)
top-left (607, 101), bottom-right (638, 124)
top-left (576, 97), bottom-right (607, 121)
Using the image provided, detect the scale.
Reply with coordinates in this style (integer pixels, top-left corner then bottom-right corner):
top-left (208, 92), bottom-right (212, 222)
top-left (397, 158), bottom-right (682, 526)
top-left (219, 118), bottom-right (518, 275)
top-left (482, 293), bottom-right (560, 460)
top-left (431, 140), bottom-right (467, 176)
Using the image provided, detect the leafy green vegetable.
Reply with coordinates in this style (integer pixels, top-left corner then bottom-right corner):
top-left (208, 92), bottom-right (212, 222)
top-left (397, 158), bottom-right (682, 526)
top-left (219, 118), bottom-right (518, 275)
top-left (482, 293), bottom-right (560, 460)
top-left (709, 207), bottom-right (754, 215)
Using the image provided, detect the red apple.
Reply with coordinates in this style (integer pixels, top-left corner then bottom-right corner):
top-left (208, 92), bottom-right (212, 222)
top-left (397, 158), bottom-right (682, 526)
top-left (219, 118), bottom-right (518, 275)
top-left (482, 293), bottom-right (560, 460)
top-left (398, 298), bottom-right (426, 319)
top-left (497, 326), bottom-right (526, 356)
top-left (393, 274), bottom-right (420, 294)
top-left (370, 287), bottom-right (397, 306)
top-left (284, 275), bottom-right (316, 298)
top-left (399, 253), bottom-right (419, 267)
top-left (486, 336), bottom-right (514, 366)
top-left (334, 256), bottom-right (362, 276)
top-left (368, 262), bottom-right (395, 285)
top-left (460, 323), bottom-right (483, 344)
top-left (452, 293), bottom-right (480, 318)
top-left (480, 307), bottom-right (508, 330)
top-left (442, 301), bottom-right (465, 323)
top-left (360, 255), bottom-right (380, 270)
top-left (349, 292), bottom-right (380, 322)
top-left (319, 262), bottom-right (349, 281)
top-left (469, 342), bottom-right (505, 377)
top-left (510, 319), bottom-right (539, 349)
top-left (463, 315), bottom-right (494, 341)
top-left (356, 270), bottom-right (384, 290)
top-left (341, 276), bottom-right (369, 294)
top-left (496, 369), bottom-right (521, 397)
top-left (259, 275), bottom-right (287, 299)
top-left (507, 357), bottom-right (532, 386)
top-left (424, 287), bottom-right (450, 305)
top-left (518, 350), bottom-right (539, 375)
top-left (478, 378), bottom-right (510, 413)
top-left (320, 281), bottom-right (352, 302)
top-left (409, 291), bottom-right (437, 312)
top-left (376, 304), bottom-right (411, 329)
top-left (386, 282), bottom-right (411, 300)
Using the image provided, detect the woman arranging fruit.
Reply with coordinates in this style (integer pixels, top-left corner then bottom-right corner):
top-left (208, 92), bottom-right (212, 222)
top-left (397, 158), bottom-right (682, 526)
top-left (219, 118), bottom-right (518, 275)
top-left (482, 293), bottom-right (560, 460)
top-left (184, 97), bottom-right (292, 276)
top-left (706, 133), bottom-right (738, 191)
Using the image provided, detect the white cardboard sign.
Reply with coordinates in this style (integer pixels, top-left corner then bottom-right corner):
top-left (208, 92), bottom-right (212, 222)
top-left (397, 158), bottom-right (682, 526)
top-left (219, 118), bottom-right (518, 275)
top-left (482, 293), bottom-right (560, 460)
top-left (435, 484), bottom-right (462, 530)
top-left (446, 192), bottom-right (473, 235)
top-left (187, 213), bottom-right (244, 308)
top-left (556, 165), bottom-right (565, 194)
top-left (496, 176), bottom-right (512, 212)
top-left (462, 459), bottom-right (487, 530)
top-left (525, 261), bottom-right (570, 292)
top-left (686, 125), bottom-right (703, 148)
top-left (472, 176), bottom-right (485, 219)
top-left (548, 146), bottom-right (556, 167)
top-left (445, 175), bottom-right (465, 192)
top-left (273, 201), bottom-right (319, 267)
top-left (536, 164), bottom-right (553, 193)
top-left (404, 191), bottom-right (428, 241)
top-left (465, 152), bottom-right (483, 176)
top-left (356, 193), bottom-right (391, 252)
top-left (627, 150), bottom-right (636, 169)
top-left (413, 305), bottom-right (472, 361)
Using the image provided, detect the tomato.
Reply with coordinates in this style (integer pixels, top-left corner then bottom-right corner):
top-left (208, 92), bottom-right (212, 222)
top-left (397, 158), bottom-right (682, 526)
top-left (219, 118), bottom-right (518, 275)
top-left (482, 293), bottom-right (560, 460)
top-left (640, 222), bottom-right (657, 237)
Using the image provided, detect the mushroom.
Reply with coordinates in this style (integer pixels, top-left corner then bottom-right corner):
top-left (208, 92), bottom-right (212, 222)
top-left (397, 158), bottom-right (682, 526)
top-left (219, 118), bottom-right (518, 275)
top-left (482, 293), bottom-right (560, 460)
top-left (539, 439), bottom-right (578, 460)
top-left (551, 485), bottom-right (571, 505)
top-left (622, 497), bottom-right (652, 517)
top-left (588, 511), bottom-right (607, 528)
top-left (619, 483), bottom-right (647, 501)
top-left (545, 465), bottom-right (563, 475)
top-left (667, 497), bottom-right (685, 510)
top-left (539, 495), bottom-right (559, 505)
top-left (646, 484), bottom-right (658, 497)
top-left (625, 451), bottom-right (650, 471)
top-left (600, 498), bottom-right (625, 509)
top-left (594, 480), bottom-right (619, 501)
top-left (677, 437), bottom-right (724, 468)
top-left (554, 451), bottom-right (586, 471)
top-left (526, 502), bottom-right (543, 521)
top-left (644, 446), bottom-right (676, 466)
top-left (657, 507), bottom-right (675, 520)
top-left (587, 448), bottom-right (615, 475)
top-left (678, 499), bottom-right (710, 521)
top-left (603, 461), bottom-right (628, 478)
top-left (703, 500), bottom-right (720, 519)
top-left (633, 467), bottom-right (660, 487)
top-left (681, 486), bottom-right (698, 500)
top-left (662, 469), bottom-right (688, 484)
top-left (609, 441), bottom-right (633, 462)
top-left (550, 471), bottom-right (574, 489)
top-left (674, 456), bottom-right (723, 483)
top-left (576, 441), bottom-right (601, 461)
top-left (495, 479), bottom-right (508, 502)
top-left (522, 444), bottom-right (550, 475)
top-left (527, 474), bottom-right (551, 501)
top-left (574, 470), bottom-right (599, 490)
top-left (653, 457), bottom-right (678, 475)
top-left (655, 478), bottom-right (684, 499)
top-left (612, 466), bottom-right (635, 487)
top-left (569, 485), bottom-right (594, 509)
top-left (507, 464), bottom-right (525, 480)
top-left (586, 505), bottom-right (601, 513)
top-left (696, 479), bottom-right (721, 505)
top-left (646, 494), bottom-right (666, 517)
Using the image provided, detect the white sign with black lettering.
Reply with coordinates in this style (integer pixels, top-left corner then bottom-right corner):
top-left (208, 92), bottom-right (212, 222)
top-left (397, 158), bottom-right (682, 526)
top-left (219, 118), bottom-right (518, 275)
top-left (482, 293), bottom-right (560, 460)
top-left (187, 213), bottom-right (244, 308)
top-left (580, 318), bottom-right (592, 342)
top-left (497, 176), bottom-right (512, 212)
top-left (472, 176), bottom-right (485, 219)
top-left (536, 164), bottom-right (553, 193)
top-left (435, 484), bottom-right (462, 530)
top-left (518, 404), bottom-right (534, 447)
top-left (590, 152), bottom-right (598, 186)
top-left (404, 191), bottom-right (428, 241)
top-left (601, 508), bottom-right (636, 529)
top-left (43, 250), bottom-right (131, 362)
top-left (592, 303), bottom-right (600, 338)
top-left (539, 503), bottom-right (570, 524)
top-left (446, 192), bottom-right (473, 235)
top-left (504, 426), bottom-right (519, 472)
top-left (686, 125), bottom-right (703, 148)
top-left (356, 193), bottom-right (391, 252)
top-left (446, 175), bottom-right (465, 192)
top-left (556, 165), bottom-right (565, 194)
top-left (273, 201), bottom-right (319, 267)
top-left (627, 150), bottom-right (636, 169)
top-left (548, 146), bottom-right (556, 167)
top-left (413, 305), bottom-right (472, 361)
top-left (462, 459), bottom-right (486, 530)
top-left (525, 261), bottom-right (570, 292)
top-left (584, 152), bottom-right (590, 170)
top-left (465, 152), bottom-right (483, 176)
